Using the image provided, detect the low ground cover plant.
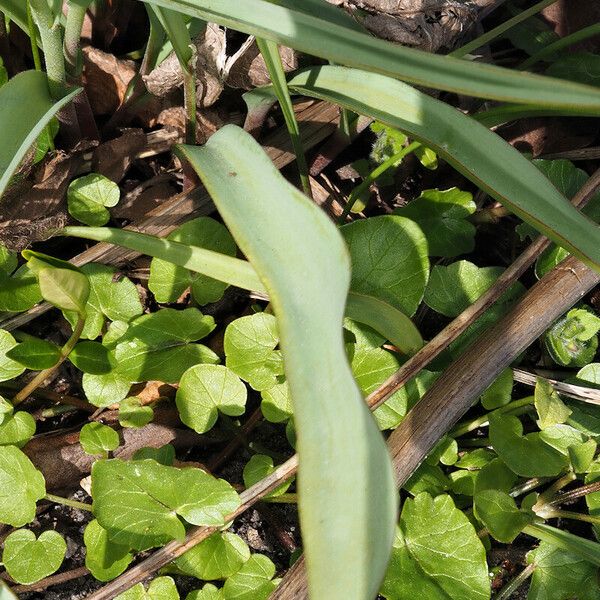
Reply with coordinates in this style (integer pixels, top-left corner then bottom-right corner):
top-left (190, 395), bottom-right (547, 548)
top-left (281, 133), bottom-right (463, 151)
top-left (0, 1), bottom-right (600, 599)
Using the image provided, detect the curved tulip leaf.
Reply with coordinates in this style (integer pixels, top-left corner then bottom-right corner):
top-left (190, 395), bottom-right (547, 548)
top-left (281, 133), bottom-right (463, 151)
top-left (287, 65), bottom-right (600, 272)
top-left (0, 71), bottom-right (80, 200)
top-left (140, 0), bottom-right (600, 110)
top-left (63, 226), bottom-right (423, 354)
top-left (175, 125), bottom-right (397, 600)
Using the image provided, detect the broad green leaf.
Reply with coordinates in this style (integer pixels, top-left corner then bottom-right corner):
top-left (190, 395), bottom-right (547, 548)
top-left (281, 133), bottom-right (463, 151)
top-left (260, 380), bottom-right (292, 423)
top-left (38, 267), bottom-right (90, 314)
top-left (84, 520), bottom-right (133, 582)
top-left (0, 71), bottom-right (79, 199)
top-left (537, 424), bottom-right (595, 473)
top-left (0, 446), bottom-right (46, 526)
top-left (546, 307), bottom-right (600, 367)
top-left (69, 341), bottom-right (112, 374)
top-left (118, 397), bottom-right (154, 428)
top-left (527, 541), bottom-right (600, 600)
top-left (83, 371), bottom-right (131, 408)
top-left (474, 459), bottom-right (518, 520)
top-left (116, 577), bottom-right (180, 600)
top-left (474, 489), bottom-right (532, 543)
top-left (480, 368), bottom-right (513, 410)
top-left (489, 413), bottom-right (568, 477)
top-left (224, 313), bottom-right (283, 392)
top-left (173, 532), bottom-right (250, 580)
top-left (0, 330), bottom-right (25, 382)
top-left (92, 459), bottom-right (240, 550)
top-left (186, 585), bottom-right (223, 600)
top-left (394, 188), bottom-right (476, 257)
top-left (80, 422), bottom-right (120, 457)
top-left (243, 454), bottom-right (291, 497)
top-left (286, 65), bottom-right (600, 271)
top-left (112, 308), bottom-right (218, 383)
top-left (535, 378), bottom-right (572, 430)
top-left (546, 52), bottom-right (600, 88)
top-left (403, 463), bottom-right (450, 497)
top-left (0, 412), bottom-right (36, 447)
top-left (177, 125), bottom-right (397, 600)
top-left (221, 554), bottom-right (277, 600)
top-left (0, 265), bottom-right (42, 313)
top-left (65, 263), bottom-right (143, 340)
top-left (67, 173), bottom-right (120, 227)
top-left (426, 436), bottom-right (458, 467)
top-left (139, 0), bottom-right (600, 110)
top-left (340, 215), bottom-right (429, 317)
top-left (586, 460), bottom-right (600, 539)
top-left (381, 493), bottom-right (490, 600)
top-left (448, 470), bottom-right (477, 496)
top-left (507, 15), bottom-right (558, 56)
top-left (1, 529), bottom-right (66, 584)
top-left (456, 449), bottom-right (497, 470)
top-left (525, 523), bottom-right (600, 567)
top-left (176, 364), bottom-right (247, 433)
top-left (424, 261), bottom-right (521, 318)
top-left (149, 217), bottom-right (236, 305)
top-left (6, 337), bottom-right (60, 370)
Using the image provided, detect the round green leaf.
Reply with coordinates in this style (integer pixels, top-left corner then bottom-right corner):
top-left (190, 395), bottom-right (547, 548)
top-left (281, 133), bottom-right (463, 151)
top-left (186, 585), bottom-right (223, 600)
top-left (84, 519), bottom-right (133, 582)
top-left (2, 529), bottom-right (66, 584)
top-left (222, 554), bottom-right (277, 600)
top-left (0, 445), bottom-right (45, 526)
top-left (474, 489), bottom-right (532, 543)
top-left (118, 397), bottom-right (154, 429)
top-left (92, 459), bottom-right (240, 550)
top-left (224, 313), bottom-right (283, 391)
top-left (243, 454), bottom-right (291, 497)
top-left (340, 215), bottom-right (429, 317)
top-left (0, 411), bottom-right (36, 447)
top-left (174, 532), bottom-right (250, 580)
top-left (115, 576), bottom-right (180, 600)
top-left (83, 371), bottom-right (131, 408)
top-left (0, 396), bottom-right (13, 425)
top-left (0, 330), bottom-right (26, 382)
top-left (80, 423), bottom-right (120, 457)
top-left (69, 341), bottom-right (112, 374)
top-left (480, 368), bottom-right (513, 410)
top-left (260, 380), bottom-right (292, 423)
top-left (68, 173), bottom-right (120, 226)
top-left (381, 493), bottom-right (490, 600)
top-left (176, 364), bottom-right (247, 433)
top-left (6, 338), bottom-right (61, 370)
top-left (38, 267), bottom-right (90, 314)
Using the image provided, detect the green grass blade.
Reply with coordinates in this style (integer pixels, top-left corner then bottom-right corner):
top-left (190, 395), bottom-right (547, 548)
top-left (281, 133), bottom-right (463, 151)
top-left (176, 125), bottom-right (397, 599)
top-left (287, 65), bottom-right (600, 271)
top-left (524, 523), bottom-right (600, 566)
top-left (0, 71), bottom-right (80, 200)
top-left (139, 0), bottom-right (600, 109)
top-left (256, 37), bottom-right (312, 197)
top-left (63, 226), bottom-right (421, 354)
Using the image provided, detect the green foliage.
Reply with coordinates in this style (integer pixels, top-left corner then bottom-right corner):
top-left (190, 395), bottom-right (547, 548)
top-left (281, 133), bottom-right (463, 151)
top-left (243, 454), bottom-right (291, 497)
top-left (0, 446), bottom-right (46, 526)
top-left (1, 529), bottom-right (66, 584)
top-left (0, 411), bottom-right (36, 447)
top-left (224, 313), bottom-right (283, 391)
top-left (67, 173), bottom-right (120, 226)
top-left (111, 308), bottom-right (218, 383)
top-left (527, 541), bottom-right (600, 600)
top-left (381, 493), bottom-right (490, 600)
top-left (149, 217), bottom-right (236, 305)
top-left (0, 263), bottom-right (42, 312)
top-left (221, 554), bottom-right (278, 600)
top-left (6, 337), bottom-right (60, 370)
top-left (65, 264), bottom-right (143, 340)
top-left (91, 458), bottom-right (240, 550)
top-left (176, 364), bottom-right (247, 434)
top-left (0, 330), bottom-right (26, 382)
top-left (394, 188), bottom-right (476, 257)
top-left (80, 422), bottom-right (120, 457)
top-left (480, 368), bottom-right (513, 410)
top-left (69, 341), bottom-right (112, 374)
top-left (118, 397), bottom-right (154, 428)
top-left (546, 52), bottom-right (600, 88)
top-left (474, 489), bottom-right (532, 542)
top-left (545, 307), bottom-right (600, 367)
top-left (173, 532), bottom-right (250, 580)
top-left (84, 520), bottom-right (133, 582)
top-left (534, 378), bottom-right (572, 430)
top-left (115, 577), bottom-right (180, 600)
top-left (340, 215), bottom-right (429, 317)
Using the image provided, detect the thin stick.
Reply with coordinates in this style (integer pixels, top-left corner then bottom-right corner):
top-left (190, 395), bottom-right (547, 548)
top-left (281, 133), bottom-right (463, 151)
top-left (495, 562), bottom-right (536, 600)
top-left (10, 566), bottom-right (90, 594)
top-left (513, 368), bottom-right (600, 405)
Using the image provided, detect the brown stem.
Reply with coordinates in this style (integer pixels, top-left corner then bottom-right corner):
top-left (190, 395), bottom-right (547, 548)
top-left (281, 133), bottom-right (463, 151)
top-left (9, 566), bottom-right (90, 594)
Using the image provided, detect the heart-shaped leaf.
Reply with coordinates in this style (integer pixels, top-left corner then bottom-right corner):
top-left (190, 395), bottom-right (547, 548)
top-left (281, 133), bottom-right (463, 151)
top-left (84, 519), bottom-right (133, 582)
